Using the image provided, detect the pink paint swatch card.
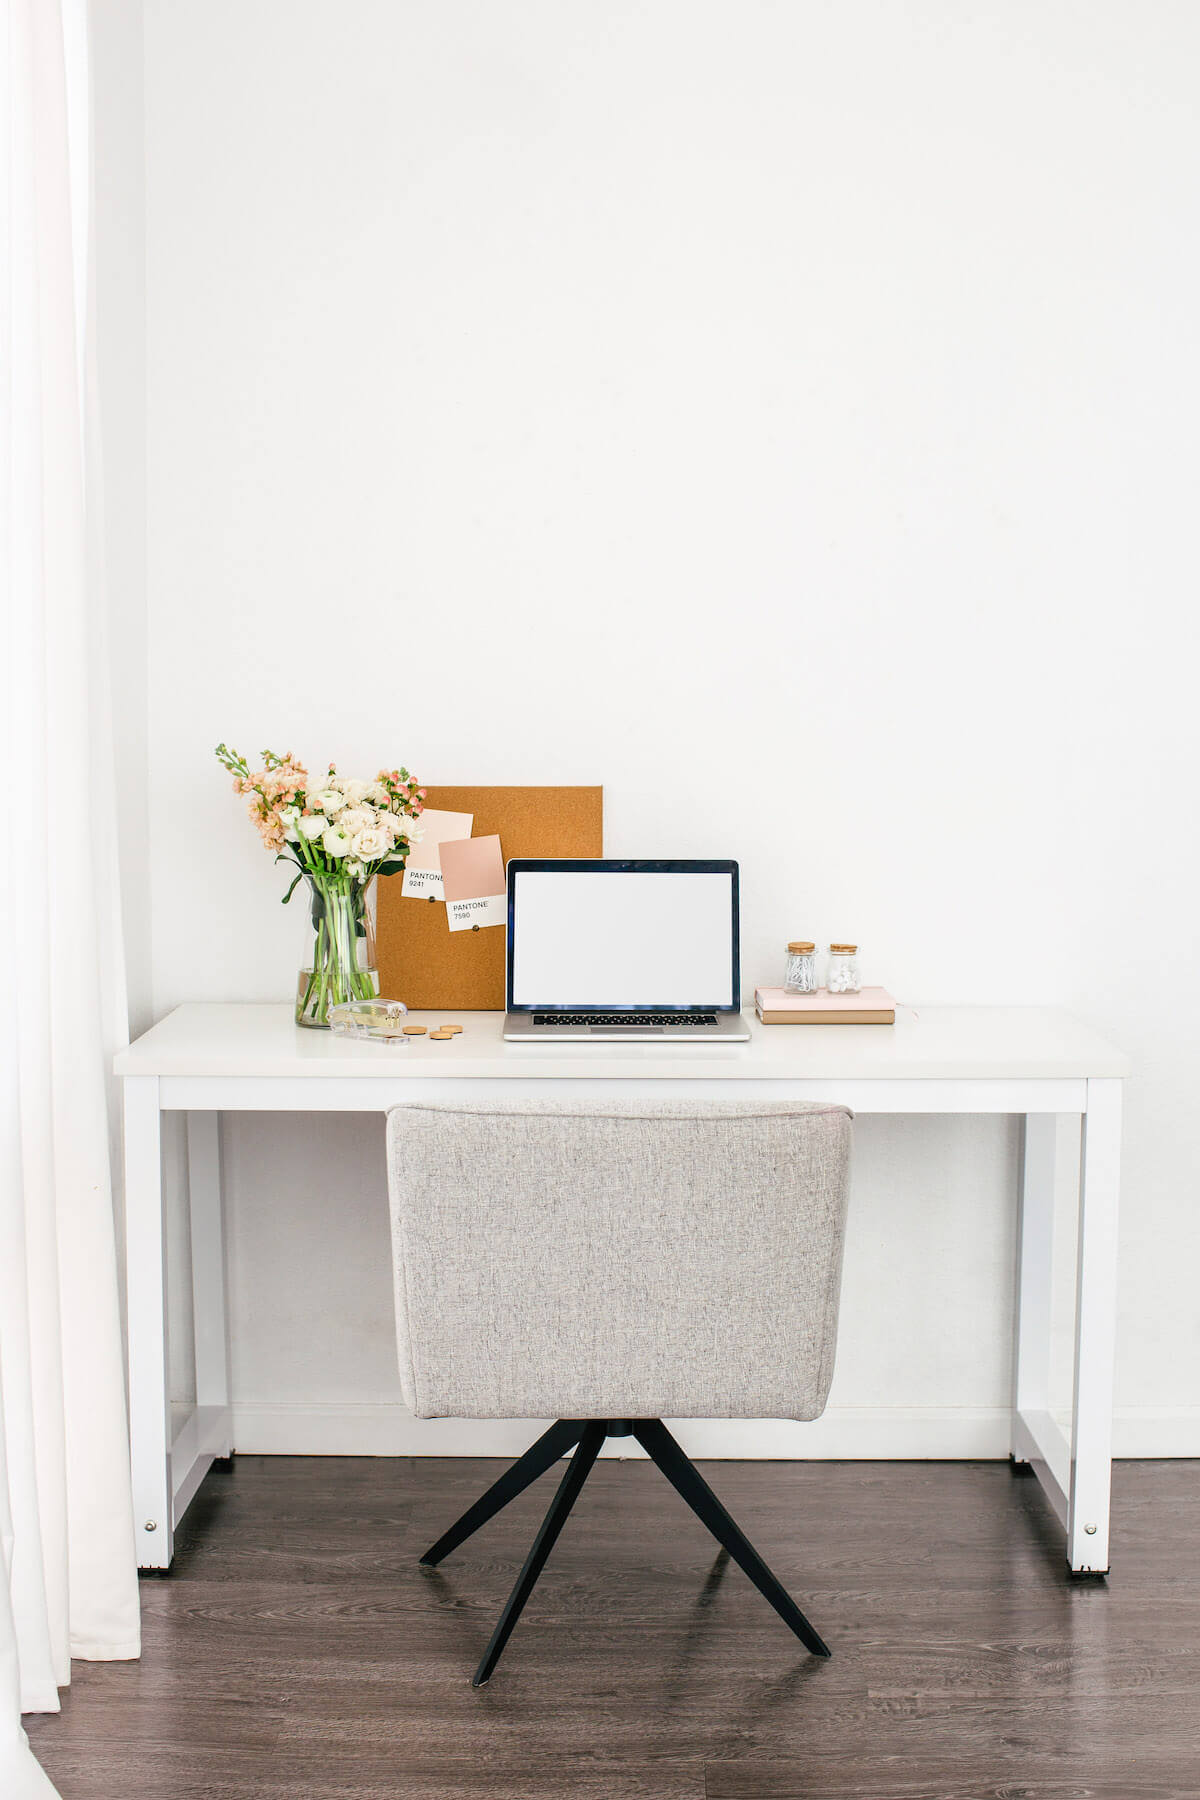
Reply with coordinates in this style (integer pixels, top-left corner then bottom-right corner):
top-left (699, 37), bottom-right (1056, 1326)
top-left (401, 808), bottom-right (474, 900)
top-left (439, 834), bottom-right (506, 932)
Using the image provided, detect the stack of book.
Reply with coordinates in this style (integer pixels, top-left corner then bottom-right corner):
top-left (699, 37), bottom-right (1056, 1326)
top-left (754, 986), bottom-right (896, 1025)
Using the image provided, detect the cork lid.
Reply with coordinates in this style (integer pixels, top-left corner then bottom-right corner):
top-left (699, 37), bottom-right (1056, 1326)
top-left (787, 941), bottom-right (815, 954)
top-left (829, 943), bottom-right (858, 954)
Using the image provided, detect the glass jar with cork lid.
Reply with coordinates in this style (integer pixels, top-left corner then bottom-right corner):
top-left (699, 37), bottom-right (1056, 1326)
top-left (827, 944), bottom-right (861, 994)
top-left (784, 940), bottom-right (818, 994)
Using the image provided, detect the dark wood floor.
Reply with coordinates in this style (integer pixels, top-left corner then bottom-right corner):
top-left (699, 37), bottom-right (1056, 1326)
top-left (26, 1454), bottom-right (1200, 1799)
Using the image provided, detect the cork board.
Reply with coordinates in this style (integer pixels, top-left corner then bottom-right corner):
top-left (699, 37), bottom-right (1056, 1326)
top-left (375, 786), bottom-right (603, 1009)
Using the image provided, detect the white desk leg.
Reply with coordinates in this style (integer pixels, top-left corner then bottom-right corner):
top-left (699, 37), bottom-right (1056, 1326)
top-left (124, 1075), bottom-right (173, 1569)
top-left (1014, 1113), bottom-right (1057, 1443)
top-left (1068, 1077), bottom-right (1123, 1574)
top-left (187, 1112), bottom-right (231, 1449)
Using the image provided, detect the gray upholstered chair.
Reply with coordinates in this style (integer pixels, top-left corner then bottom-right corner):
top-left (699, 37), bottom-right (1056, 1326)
top-left (386, 1098), bottom-right (853, 1685)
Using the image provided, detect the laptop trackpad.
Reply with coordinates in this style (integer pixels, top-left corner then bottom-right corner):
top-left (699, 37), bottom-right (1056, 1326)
top-left (590, 1026), bottom-right (663, 1036)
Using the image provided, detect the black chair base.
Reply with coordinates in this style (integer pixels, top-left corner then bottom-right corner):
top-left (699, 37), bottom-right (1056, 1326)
top-left (419, 1418), bottom-right (830, 1686)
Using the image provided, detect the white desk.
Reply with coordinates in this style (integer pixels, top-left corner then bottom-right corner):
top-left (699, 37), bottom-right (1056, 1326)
top-left (116, 1002), bottom-right (1129, 1573)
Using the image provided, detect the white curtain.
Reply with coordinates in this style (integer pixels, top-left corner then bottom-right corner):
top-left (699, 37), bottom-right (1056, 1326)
top-left (1, 0), bottom-right (141, 1789)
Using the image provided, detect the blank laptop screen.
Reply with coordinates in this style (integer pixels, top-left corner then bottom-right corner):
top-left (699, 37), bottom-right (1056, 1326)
top-left (510, 868), bottom-right (735, 1009)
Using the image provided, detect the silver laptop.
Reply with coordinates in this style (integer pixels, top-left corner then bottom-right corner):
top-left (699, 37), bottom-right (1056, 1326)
top-left (503, 859), bottom-right (751, 1041)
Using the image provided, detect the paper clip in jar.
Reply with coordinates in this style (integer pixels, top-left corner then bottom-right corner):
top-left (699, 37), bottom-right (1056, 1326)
top-left (783, 940), bottom-right (818, 994)
top-left (827, 944), bottom-right (861, 994)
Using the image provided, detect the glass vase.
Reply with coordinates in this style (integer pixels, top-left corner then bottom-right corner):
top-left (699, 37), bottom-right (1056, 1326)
top-left (296, 871), bottom-right (380, 1028)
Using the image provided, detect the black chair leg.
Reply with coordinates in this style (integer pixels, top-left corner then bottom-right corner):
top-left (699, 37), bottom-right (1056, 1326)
top-left (420, 1419), bottom-right (585, 1567)
top-left (633, 1418), bottom-right (831, 1658)
top-left (472, 1422), bottom-right (606, 1687)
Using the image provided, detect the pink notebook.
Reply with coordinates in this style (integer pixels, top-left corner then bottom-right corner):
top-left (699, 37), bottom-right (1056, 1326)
top-left (755, 986), bottom-right (896, 1024)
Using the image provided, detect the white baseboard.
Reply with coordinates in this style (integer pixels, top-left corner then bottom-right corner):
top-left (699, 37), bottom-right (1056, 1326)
top-left (228, 1402), bottom-right (1200, 1460)
top-left (1110, 1407), bottom-right (1200, 1458)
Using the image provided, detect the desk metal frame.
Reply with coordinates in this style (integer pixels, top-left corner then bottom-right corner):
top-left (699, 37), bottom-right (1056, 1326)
top-left (122, 1059), bottom-right (1122, 1576)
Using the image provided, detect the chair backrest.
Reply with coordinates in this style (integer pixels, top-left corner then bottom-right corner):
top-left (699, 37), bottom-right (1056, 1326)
top-left (386, 1098), bottom-right (852, 1422)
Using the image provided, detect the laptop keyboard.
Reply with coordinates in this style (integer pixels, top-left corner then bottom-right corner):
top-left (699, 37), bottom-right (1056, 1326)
top-left (531, 1013), bottom-right (719, 1027)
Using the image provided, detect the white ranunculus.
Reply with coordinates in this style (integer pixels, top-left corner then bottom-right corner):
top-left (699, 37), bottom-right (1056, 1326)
top-left (363, 781), bottom-right (389, 806)
top-left (281, 805), bottom-right (301, 842)
top-left (351, 825), bottom-right (391, 861)
top-left (297, 813), bottom-right (326, 840)
top-left (315, 786), bottom-right (345, 815)
top-left (322, 824), bottom-right (352, 858)
top-left (344, 858), bottom-right (366, 880)
top-left (340, 779), bottom-right (367, 805)
top-left (337, 805), bottom-right (374, 837)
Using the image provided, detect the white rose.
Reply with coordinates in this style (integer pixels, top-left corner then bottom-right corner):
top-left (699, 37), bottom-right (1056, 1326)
top-left (297, 813), bottom-right (326, 841)
top-left (363, 781), bottom-right (389, 806)
top-left (340, 779), bottom-right (367, 805)
top-left (315, 787), bottom-right (345, 815)
top-left (351, 825), bottom-right (391, 861)
top-left (322, 824), bottom-right (352, 858)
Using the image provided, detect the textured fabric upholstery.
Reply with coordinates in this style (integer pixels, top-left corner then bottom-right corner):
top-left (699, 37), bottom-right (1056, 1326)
top-left (385, 1099), bottom-right (853, 1422)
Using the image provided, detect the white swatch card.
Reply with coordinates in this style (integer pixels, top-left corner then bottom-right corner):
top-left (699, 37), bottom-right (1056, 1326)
top-left (400, 809), bottom-right (473, 899)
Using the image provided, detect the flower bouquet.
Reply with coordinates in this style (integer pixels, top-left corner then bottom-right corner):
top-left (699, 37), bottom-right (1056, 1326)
top-left (216, 745), bottom-right (424, 1027)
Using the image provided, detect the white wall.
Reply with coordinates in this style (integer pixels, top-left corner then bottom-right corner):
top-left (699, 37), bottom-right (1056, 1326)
top-left (115, 1), bottom-right (1200, 1453)
top-left (93, 0), bottom-right (151, 1036)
